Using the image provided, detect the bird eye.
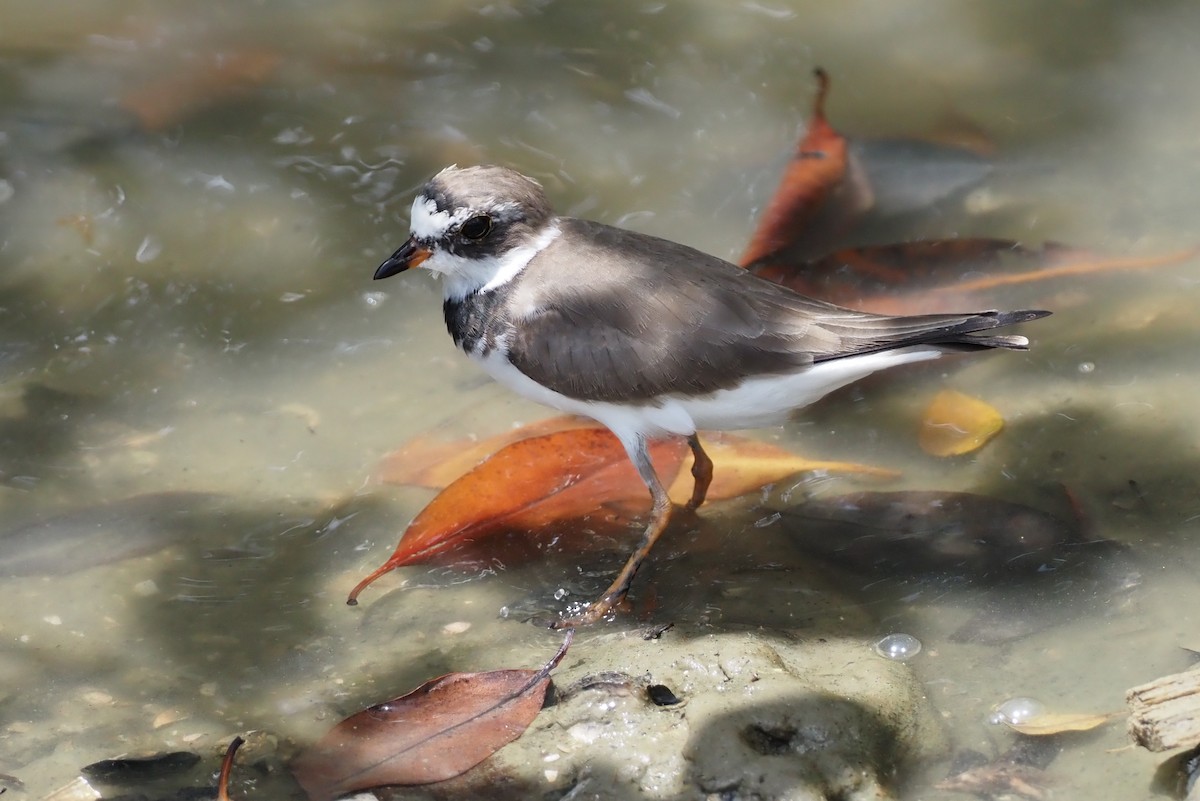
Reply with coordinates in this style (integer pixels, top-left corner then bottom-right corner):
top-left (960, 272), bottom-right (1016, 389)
top-left (459, 215), bottom-right (492, 240)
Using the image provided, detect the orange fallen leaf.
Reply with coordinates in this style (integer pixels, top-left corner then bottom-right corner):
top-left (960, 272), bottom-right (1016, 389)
top-left (737, 70), bottom-right (1195, 312)
top-left (354, 424), bottom-right (897, 603)
top-left (752, 238), bottom-right (1199, 314)
top-left (667, 433), bottom-right (898, 503)
top-left (739, 68), bottom-right (869, 267)
top-left (292, 631), bottom-right (572, 800)
top-left (926, 246), bottom-right (1200, 296)
top-left (918, 389), bottom-right (1004, 457)
top-left (751, 238), bottom-right (1045, 309)
top-left (349, 428), bottom-right (688, 603)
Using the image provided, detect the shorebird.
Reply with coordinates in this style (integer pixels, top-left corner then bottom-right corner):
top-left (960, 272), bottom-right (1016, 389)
top-left (374, 164), bottom-right (1049, 625)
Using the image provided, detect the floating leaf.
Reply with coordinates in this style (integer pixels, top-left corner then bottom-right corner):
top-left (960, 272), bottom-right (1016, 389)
top-left (292, 631), bottom-right (572, 800)
top-left (918, 389), bottom-right (1005, 457)
top-left (1006, 711), bottom-right (1115, 736)
top-left (349, 428), bottom-right (687, 603)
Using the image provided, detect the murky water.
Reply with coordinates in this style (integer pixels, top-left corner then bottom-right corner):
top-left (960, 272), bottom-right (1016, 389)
top-left (3, 2), bottom-right (1200, 799)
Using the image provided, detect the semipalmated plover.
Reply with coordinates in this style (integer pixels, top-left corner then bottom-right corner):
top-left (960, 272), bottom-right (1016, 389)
top-left (374, 164), bottom-right (1049, 626)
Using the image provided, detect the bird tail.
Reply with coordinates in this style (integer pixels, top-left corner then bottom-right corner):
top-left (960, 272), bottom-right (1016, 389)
top-left (942, 309), bottom-right (1052, 351)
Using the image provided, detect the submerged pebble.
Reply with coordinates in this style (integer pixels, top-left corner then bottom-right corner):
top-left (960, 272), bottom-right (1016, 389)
top-left (646, 684), bottom-right (681, 706)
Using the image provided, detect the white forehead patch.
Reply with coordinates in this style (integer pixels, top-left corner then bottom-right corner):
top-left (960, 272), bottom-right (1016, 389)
top-left (409, 195), bottom-right (469, 240)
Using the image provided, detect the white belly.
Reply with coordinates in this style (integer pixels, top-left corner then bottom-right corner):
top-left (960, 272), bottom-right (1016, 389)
top-left (471, 345), bottom-right (943, 443)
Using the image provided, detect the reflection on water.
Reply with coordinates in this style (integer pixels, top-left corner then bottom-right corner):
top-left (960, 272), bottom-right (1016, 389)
top-left (2, 2), bottom-right (1200, 798)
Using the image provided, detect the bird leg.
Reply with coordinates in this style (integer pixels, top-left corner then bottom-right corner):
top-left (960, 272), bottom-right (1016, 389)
top-left (555, 434), bottom-right (674, 628)
top-left (685, 433), bottom-right (713, 510)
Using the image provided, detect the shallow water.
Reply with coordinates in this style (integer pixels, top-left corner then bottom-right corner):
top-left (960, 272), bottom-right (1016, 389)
top-left (2, 2), bottom-right (1200, 799)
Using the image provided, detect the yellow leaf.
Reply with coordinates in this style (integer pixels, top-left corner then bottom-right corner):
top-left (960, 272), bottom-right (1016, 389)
top-left (1006, 711), bottom-right (1115, 736)
top-left (667, 433), bottom-right (899, 505)
top-left (918, 389), bottom-right (1004, 457)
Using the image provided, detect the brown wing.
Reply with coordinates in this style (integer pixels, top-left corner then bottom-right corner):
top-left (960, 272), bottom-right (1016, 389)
top-left (504, 219), bottom-right (1046, 403)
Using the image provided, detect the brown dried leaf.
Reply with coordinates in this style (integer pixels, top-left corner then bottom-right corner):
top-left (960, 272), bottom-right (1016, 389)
top-left (918, 389), bottom-right (1004, 457)
top-left (1006, 711), bottom-right (1115, 736)
top-left (292, 632), bottom-right (572, 800)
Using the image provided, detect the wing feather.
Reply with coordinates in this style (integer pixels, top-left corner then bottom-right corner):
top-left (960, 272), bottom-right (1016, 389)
top-left (502, 219), bottom-right (1046, 402)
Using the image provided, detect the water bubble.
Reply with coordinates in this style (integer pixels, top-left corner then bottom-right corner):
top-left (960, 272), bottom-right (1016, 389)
top-left (361, 290), bottom-right (388, 309)
top-left (988, 696), bottom-right (1046, 726)
top-left (872, 633), bottom-right (922, 661)
top-left (553, 587), bottom-right (569, 600)
top-left (1078, 361), bottom-right (1095, 374)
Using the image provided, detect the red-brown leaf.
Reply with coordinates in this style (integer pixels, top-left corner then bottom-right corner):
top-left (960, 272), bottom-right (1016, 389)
top-left (750, 238), bottom-right (1198, 313)
top-left (739, 68), bottom-right (870, 267)
top-left (750, 238), bottom-right (1043, 308)
top-left (347, 428), bottom-right (687, 603)
top-left (291, 632), bottom-right (572, 800)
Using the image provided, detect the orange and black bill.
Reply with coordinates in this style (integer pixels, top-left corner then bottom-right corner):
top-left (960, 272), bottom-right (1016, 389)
top-left (374, 236), bottom-right (431, 279)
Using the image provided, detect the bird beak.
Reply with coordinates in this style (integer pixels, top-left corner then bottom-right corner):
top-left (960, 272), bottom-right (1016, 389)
top-left (374, 236), bottom-right (431, 279)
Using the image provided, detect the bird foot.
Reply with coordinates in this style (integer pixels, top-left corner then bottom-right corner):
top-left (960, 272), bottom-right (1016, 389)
top-left (550, 592), bottom-right (628, 629)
